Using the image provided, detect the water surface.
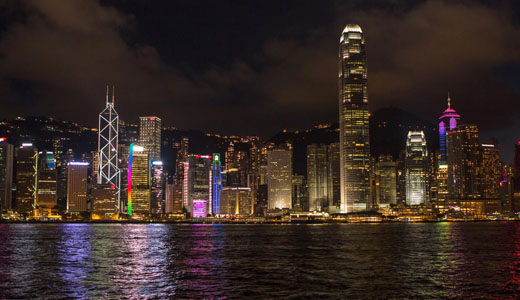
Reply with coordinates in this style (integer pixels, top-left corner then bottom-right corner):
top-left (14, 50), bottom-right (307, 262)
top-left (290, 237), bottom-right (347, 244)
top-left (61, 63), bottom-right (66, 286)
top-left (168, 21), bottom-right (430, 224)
top-left (0, 223), bottom-right (519, 299)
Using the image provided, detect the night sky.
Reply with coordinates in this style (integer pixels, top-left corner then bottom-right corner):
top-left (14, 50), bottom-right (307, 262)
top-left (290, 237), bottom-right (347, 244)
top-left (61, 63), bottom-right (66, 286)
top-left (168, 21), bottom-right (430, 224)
top-left (1, 0), bottom-right (520, 161)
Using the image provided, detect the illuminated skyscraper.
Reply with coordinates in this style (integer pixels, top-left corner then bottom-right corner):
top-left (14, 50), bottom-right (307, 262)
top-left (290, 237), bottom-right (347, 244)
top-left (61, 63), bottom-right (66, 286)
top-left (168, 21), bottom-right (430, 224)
top-left (405, 131), bottom-right (429, 206)
top-left (91, 184), bottom-right (118, 218)
top-left (15, 144), bottom-right (38, 215)
top-left (0, 138), bottom-right (14, 211)
top-left (267, 148), bottom-right (292, 210)
top-left (339, 24), bottom-right (370, 212)
top-left (66, 162), bottom-right (88, 212)
top-left (212, 153), bottom-right (223, 215)
top-left (447, 124), bottom-right (481, 200)
top-left (97, 86), bottom-right (121, 209)
top-left (439, 94), bottom-right (461, 165)
top-left (151, 161), bottom-right (164, 214)
top-left (375, 155), bottom-right (397, 208)
top-left (36, 151), bottom-right (58, 209)
top-left (437, 95), bottom-right (460, 211)
top-left (307, 143), bottom-right (340, 212)
top-left (175, 137), bottom-right (189, 184)
top-left (480, 142), bottom-right (500, 199)
top-left (139, 116), bottom-right (162, 161)
top-left (127, 144), bottom-right (150, 215)
top-left (183, 155), bottom-right (212, 216)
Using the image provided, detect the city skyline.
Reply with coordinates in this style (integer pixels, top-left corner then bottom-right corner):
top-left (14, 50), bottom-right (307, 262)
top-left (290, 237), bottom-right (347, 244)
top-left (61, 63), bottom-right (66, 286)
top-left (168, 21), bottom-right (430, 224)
top-left (1, 1), bottom-right (520, 162)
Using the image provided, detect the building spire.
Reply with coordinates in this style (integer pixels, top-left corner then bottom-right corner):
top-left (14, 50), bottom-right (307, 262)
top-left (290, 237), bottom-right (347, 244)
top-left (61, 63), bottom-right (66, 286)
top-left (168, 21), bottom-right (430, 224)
top-left (112, 85), bottom-right (115, 105)
top-left (447, 92), bottom-right (451, 109)
top-left (106, 85), bottom-right (109, 105)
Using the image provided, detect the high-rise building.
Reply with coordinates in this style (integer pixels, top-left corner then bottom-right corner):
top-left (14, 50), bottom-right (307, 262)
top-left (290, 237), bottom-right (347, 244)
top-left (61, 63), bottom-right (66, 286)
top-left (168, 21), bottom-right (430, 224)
top-left (307, 144), bottom-right (328, 211)
top-left (97, 86), bottom-right (121, 209)
top-left (339, 24), bottom-right (370, 213)
top-left (375, 155), bottom-right (397, 208)
top-left (165, 183), bottom-right (183, 214)
top-left (151, 160), bottom-right (164, 214)
top-left (267, 148), bottom-right (292, 210)
top-left (66, 162), bottom-right (88, 212)
top-left (447, 124), bottom-right (481, 200)
top-left (514, 142), bottom-right (520, 194)
top-left (306, 143), bottom-right (340, 212)
top-left (327, 143), bottom-right (341, 212)
top-left (175, 137), bottom-right (189, 185)
top-left (438, 95), bottom-right (461, 211)
top-left (128, 144), bottom-right (150, 215)
top-left (91, 184), bottom-right (118, 218)
top-left (0, 138), bottom-right (14, 211)
top-left (15, 144), bottom-right (38, 215)
top-left (183, 155), bottom-right (212, 216)
top-left (212, 153), bottom-right (223, 215)
top-left (405, 131), bottom-right (429, 206)
top-left (480, 142), bottom-right (501, 199)
top-left (220, 187), bottom-right (253, 215)
top-left (139, 116), bottom-right (162, 161)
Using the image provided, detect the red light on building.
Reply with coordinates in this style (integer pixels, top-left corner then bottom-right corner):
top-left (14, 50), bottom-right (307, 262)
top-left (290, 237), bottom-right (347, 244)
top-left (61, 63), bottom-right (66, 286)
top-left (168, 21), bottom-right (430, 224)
top-left (110, 184), bottom-right (116, 189)
top-left (0, 137), bottom-right (6, 142)
top-left (150, 117), bottom-right (155, 121)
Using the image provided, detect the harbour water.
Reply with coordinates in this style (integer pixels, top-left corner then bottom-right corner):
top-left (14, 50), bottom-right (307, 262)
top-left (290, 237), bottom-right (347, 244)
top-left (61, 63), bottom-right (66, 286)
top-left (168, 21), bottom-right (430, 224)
top-left (0, 222), bottom-right (519, 299)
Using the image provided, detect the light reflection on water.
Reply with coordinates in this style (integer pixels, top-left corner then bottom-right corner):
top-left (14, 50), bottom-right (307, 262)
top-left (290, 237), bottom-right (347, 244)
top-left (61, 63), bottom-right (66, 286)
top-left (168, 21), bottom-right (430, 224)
top-left (0, 223), bottom-right (519, 299)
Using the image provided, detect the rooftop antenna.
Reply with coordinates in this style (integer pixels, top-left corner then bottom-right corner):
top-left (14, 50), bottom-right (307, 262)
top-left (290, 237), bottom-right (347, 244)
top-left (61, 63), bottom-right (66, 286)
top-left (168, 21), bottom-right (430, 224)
top-left (106, 85), bottom-right (109, 105)
top-left (447, 92), bottom-right (451, 109)
top-left (112, 85), bottom-right (115, 105)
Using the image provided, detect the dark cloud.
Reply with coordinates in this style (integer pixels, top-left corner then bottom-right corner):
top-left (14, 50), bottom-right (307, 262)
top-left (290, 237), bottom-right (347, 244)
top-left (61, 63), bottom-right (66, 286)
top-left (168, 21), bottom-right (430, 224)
top-left (0, 0), bottom-right (519, 160)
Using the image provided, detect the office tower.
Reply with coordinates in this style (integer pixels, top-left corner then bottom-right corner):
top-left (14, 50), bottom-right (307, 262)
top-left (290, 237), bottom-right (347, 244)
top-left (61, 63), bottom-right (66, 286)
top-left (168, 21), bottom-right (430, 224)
top-left (480, 142), bottom-right (501, 199)
top-left (375, 155), bottom-right (397, 208)
top-left (139, 116), bottom-right (162, 161)
top-left (151, 160), bottom-right (164, 214)
top-left (438, 95), bottom-right (460, 210)
top-left (327, 143), bottom-right (341, 212)
top-left (91, 184), bottom-right (118, 218)
top-left (292, 174), bottom-right (306, 211)
top-left (439, 95), bottom-right (461, 165)
top-left (225, 142), bottom-right (235, 170)
top-left (267, 148), bottom-right (292, 210)
top-left (165, 183), bottom-right (183, 214)
top-left (15, 144), bottom-right (38, 214)
top-left (307, 144), bottom-right (329, 211)
top-left (212, 153), bottom-right (223, 215)
top-left (174, 137), bottom-right (189, 184)
top-left (447, 124), bottom-right (481, 200)
top-left (405, 131), bottom-right (429, 206)
top-left (0, 138), bottom-right (14, 211)
top-left (306, 143), bottom-right (341, 212)
top-left (98, 85), bottom-right (121, 209)
top-left (58, 149), bottom-right (74, 209)
top-left (127, 144), bottom-right (150, 215)
top-left (220, 187), bottom-right (253, 215)
top-left (183, 155), bottom-right (212, 216)
top-left (339, 24), bottom-right (370, 213)
top-left (66, 162), bottom-right (88, 212)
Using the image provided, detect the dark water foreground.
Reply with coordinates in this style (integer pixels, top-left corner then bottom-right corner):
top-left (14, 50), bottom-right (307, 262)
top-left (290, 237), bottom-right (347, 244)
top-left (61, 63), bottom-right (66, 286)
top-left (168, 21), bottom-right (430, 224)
top-left (0, 223), bottom-right (519, 299)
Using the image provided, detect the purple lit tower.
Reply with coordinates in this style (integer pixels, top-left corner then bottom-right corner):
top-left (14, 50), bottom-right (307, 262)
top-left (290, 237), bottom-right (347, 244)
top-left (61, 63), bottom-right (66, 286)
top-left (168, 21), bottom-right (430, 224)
top-left (438, 94), bottom-right (460, 165)
top-left (437, 94), bottom-right (460, 212)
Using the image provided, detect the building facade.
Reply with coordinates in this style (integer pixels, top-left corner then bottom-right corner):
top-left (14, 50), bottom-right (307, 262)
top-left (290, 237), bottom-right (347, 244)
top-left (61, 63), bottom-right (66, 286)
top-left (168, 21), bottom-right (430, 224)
top-left (15, 144), bottom-right (38, 214)
top-left (339, 24), bottom-right (370, 212)
top-left (405, 131), bottom-right (429, 206)
top-left (139, 116), bottom-right (162, 161)
top-left (267, 148), bottom-right (292, 210)
top-left (0, 139), bottom-right (14, 211)
top-left (66, 162), bottom-right (88, 212)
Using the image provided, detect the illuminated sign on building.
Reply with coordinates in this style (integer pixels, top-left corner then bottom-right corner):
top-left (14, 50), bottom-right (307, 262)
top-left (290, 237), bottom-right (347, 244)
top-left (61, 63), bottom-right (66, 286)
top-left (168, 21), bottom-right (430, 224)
top-left (192, 199), bottom-right (207, 218)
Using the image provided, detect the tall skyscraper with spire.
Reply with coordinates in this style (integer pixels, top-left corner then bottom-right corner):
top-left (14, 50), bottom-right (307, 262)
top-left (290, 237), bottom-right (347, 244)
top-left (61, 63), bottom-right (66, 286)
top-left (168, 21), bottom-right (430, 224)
top-left (97, 86), bottom-right (121, 210)
top-left (437, 94), bottom-right (460, 211)
top-left (339, 24), bottom-right (370, 212)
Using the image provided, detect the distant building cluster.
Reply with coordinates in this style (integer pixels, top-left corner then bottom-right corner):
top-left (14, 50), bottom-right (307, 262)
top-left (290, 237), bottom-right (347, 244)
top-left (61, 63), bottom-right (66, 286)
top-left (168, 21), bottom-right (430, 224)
top-left (0, 24), bottom-right (518, 222)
